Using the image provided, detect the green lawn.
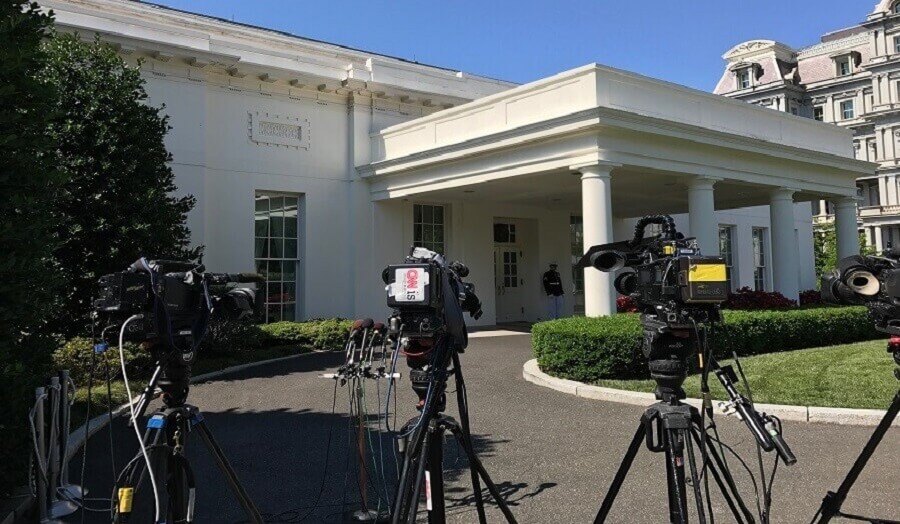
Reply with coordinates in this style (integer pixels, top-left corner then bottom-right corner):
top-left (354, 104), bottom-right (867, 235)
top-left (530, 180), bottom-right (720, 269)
top-left (596, 340), bottom-right (898, 410)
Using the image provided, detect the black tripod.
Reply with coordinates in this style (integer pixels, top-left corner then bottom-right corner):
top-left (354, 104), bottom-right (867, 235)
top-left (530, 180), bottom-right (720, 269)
top-left (813, 340), bottom-right (900, 524)
top-left (390, 335), bottom-right (517, 524)
top-left (595, 329), bottom-right (763, 524)
top-left (113, 355), bottom-right (264, 524)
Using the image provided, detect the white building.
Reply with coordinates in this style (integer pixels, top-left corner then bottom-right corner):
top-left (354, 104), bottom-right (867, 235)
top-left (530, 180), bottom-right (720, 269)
top-left (45, 0), bottom-right (874, 324)
top-left (715, 0), bottom-right (900, 251)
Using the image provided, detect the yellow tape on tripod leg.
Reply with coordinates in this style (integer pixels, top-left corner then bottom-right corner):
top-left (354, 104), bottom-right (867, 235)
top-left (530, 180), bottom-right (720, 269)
top-left (118, 487), bottom-right (134, 513)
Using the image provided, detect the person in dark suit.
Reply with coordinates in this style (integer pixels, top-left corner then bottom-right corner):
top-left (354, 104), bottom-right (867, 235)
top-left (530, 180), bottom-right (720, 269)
top-left (543, 263), bottom-right (565, 319)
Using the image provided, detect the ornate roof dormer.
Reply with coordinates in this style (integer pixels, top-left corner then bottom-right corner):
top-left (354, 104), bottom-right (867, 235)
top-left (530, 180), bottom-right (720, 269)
top-left (868, 0), bottom-right (900, 20)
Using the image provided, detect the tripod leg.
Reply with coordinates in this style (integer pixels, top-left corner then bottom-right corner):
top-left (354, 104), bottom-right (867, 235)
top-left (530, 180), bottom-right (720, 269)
top-left (405, 425), bottom-right (433, 524)
top-left (451, 352), bottom-right (487, 524)
top-left (690, 428), bottom-right (754, 524)
top-left (392, 418), bottom-right (430, 524)
top-left (683, 430), bottom-right (707, 524)
top-left (817, 390), bottom-right (900, 523)
top-left (594, 423), bottom-right (646, 524)
top-left (447, 425), bottom-right (518, 524)
top-left (193, 418), bottom-right (263, 524)
top-left (427, 427), bottom-right (445, 524)
top-left (663, 428), bottom-right (689, 524)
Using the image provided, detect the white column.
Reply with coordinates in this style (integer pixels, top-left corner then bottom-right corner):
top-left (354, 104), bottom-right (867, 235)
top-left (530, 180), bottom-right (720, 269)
top-left (769, 189), bottom-right (800, 301)
top-left (578, 163), bottom-right (617, 317)
top-left (687, 176), bottom-right (720, 256)
top-left (834, 197), bottom-right (860, 259)
top-left (875, 225), bottom-right (884, 253)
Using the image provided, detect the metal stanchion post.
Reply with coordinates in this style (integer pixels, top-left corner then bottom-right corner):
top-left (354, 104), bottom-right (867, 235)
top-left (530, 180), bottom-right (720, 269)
top-left (47, 377), bottom-right (78, 518)
top-left (58, 370), bottom-right (86, 501)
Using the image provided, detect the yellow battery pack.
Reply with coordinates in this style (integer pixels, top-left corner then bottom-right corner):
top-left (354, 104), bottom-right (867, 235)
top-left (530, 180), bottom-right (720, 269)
top-left (118, 487), bottom-right (134, 513)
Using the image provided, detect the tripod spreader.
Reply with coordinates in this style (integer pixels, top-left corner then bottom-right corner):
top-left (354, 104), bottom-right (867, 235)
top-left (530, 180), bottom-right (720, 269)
top-left (712, 359), bottom-right (797, 465)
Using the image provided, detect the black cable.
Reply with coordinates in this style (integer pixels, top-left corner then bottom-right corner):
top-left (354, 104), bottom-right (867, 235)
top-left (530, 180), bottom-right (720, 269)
top-left (734, 351), bottom-right (769, 524)
top-left (105, 357), bottom-right (117, 476)
top-left (80, 335), bottom-right (96, 524)
top-left (705, 433), bottom-right (763, 519)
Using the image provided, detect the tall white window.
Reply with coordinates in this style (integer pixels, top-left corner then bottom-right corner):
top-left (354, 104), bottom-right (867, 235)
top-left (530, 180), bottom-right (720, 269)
top-left (738, 69), bottom-right (751, 89)
top-left (894, 36), bottom-right (900, 53)
top-left (413, 204), bottom-right (445, 254)
top-left (840, 99), bottom-right (855, 120)
top-left (895, 2), bottom-right (900, 14)
top-left (837, 57), bottom-right (851, 76)
top-left (814, 106), bottom-right (824, 121)
top-left (255, 193), bottom-right (301, 322)
top-left (752, 227), bottom-right (768, 292)
top-left (718, 226), bottom-right (736, 291)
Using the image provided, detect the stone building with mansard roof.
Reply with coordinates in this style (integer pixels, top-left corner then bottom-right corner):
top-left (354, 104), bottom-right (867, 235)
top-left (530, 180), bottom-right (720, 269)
top-left (716, 0), bottom-right (900, 252)
top-left (42, 0), bottom-right (873, 323)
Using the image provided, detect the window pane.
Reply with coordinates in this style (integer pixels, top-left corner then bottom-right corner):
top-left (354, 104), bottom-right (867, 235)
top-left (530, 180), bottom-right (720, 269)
top-left (284, 239), bottom-right (298, 259)
top-left (414, 204), bottom-right (422, 223)
top-left (255, 238), bottom-right (268, 258)
top-left (271, 196), bottom-right (285, 214)
top-left (268, 282), bottom-right (282, 301)
top-left (270, 238), bottom-right (283, 259)
top-left (255, 216), bottom-right (268, 237)
top-left (433, 226), bottom-right (444, 244)
top-left (282, 303), bottom-right (295, 322)
top-left (282, 260), bottom-right (296, 282)
top-left (269, 260), bottom-right (283, 281)
top-left (255, 196), bottom-right (269, 213)
top-left (423, 226), bottom-right (433, 243)
top-left (423, 205), bottom-right (433, 223)
top-left (434, 206), bottom-right (443, 223)
top-left (284, 214), bottom-right (297, 239)
top-left (414, 224), bottom-right (422, 244)
top-left (271, 216), bottom-right (284, 238)
top-left (283, 282), bottom-right (296, 302)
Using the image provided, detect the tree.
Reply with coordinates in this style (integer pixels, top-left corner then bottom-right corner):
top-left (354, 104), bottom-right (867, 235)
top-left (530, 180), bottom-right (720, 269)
top-left (40, 34), bottom-right (201, 336)
top-left (0, 1), bottom-right (61, 494)
top-left (813, 222), bottom-right (876, 283)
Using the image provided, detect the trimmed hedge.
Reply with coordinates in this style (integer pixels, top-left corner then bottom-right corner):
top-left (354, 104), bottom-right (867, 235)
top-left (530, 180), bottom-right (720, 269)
top-left (259, 318), bottom-right (352, 350)
top-left (533, 307), bottom-right (882, 382)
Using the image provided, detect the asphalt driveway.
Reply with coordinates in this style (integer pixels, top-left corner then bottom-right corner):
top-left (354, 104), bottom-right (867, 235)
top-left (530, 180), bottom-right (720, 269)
top-left (68, 333), bottom-right (900, 523)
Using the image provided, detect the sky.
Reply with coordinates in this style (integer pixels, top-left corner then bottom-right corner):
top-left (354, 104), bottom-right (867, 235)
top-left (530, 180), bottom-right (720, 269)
top-left (153, 0), bottom-right (878, 91)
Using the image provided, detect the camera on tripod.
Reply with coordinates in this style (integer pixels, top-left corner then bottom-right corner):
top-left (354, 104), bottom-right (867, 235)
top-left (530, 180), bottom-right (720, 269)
top-left (95, 258), bottom-right (263, 346)
top-left (821, 251), bottom-right (900, 336)
top-left (579, 214), bottom-right (728, 328)
top-left (382, 246), bottom-right (482, 340)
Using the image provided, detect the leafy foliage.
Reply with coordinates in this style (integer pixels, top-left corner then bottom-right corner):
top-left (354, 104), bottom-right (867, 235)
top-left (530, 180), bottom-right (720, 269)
top-left (722, 287), bottom-right (796, 310)
top-left (0, 1), bottom-right (61, 495)
top-left (814, 222), bottom-right (876, 283)
top-left (533, 307), bottom-right (881, 382)
top-left (200, 317), bottom-right (267, 355)
top-left (40, 34), bottom-right (200, 336)
top-left (260, 319), bottom-right (353, 350)
top-left (52, 337), bottom-right (151, 385)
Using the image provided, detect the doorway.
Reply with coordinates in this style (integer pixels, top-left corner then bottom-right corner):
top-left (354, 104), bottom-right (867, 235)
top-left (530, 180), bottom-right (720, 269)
top-left (493, 220), bottom-right (528, 323)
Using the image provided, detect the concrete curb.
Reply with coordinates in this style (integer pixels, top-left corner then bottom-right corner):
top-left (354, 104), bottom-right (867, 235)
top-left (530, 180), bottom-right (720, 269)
top-left (523, 359), bottom-right (899, 427)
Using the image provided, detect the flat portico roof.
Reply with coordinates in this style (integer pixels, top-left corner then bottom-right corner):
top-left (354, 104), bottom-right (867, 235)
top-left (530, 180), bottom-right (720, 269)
top-left (359, 64), bottom-right (875, 209)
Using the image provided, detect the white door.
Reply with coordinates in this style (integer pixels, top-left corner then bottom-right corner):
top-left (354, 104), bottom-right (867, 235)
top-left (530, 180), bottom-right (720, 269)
top-left (494, 246), bottom-right (526, 322)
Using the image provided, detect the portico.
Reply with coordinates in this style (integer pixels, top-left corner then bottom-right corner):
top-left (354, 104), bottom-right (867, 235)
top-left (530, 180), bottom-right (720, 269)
top-left (359, 64), bottom-right (876, 319)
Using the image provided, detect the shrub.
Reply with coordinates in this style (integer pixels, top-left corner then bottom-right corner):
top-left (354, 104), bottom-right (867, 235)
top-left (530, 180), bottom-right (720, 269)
top-left (533, 307), bottom-right (881, 382)
top-left (53, 337), bottom-right (153, 385)
top-left (260, 319), bottom-right (352, 351)
top-left (0, 0), bottom-right (60, 495)
top-left (532, 315), bottom-right (644, 381)
top-left (201, 318), bottom-right (266, 355)
top-left (723, 287), bottom-right (797, 310)
top-left (616, 295), bottom-right (638, 313)
top-left (799, 289), bottom-right (824, 306)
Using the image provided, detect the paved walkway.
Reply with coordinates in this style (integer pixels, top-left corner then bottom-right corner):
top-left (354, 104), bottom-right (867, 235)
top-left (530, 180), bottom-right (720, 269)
top-left (70, 334), bottom-right (899, 523)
